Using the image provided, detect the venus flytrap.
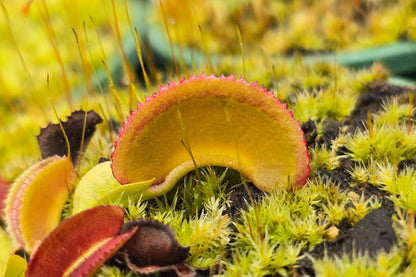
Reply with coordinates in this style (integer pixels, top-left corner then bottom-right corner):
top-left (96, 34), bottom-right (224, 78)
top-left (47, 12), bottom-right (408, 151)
top-left (111, 74), bottom-right (310, 196)
top-left (6, 0), bottom-right (416, 275)
top-left (25, 206), bottom-right (138, 277)
top-left (4, 156), bottom-right (77, 250)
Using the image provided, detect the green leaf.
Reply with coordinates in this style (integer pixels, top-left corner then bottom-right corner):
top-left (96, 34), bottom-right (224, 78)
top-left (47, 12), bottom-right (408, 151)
top-left (73, 161), bottom-right (153, 214)
top-left (3, 255), bottom-right (27, 277)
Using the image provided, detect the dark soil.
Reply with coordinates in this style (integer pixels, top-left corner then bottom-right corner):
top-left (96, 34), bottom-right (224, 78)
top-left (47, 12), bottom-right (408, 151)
top-left (228, 182), bottom-right (265, 220)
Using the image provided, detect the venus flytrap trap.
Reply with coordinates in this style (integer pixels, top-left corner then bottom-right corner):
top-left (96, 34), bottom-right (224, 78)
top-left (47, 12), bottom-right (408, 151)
top-left (4, 155), bottom-right (77, 251)
top-left (110, 74), bottom-right (310, 195)
top-left (25, 206), bottom-right (137, 277)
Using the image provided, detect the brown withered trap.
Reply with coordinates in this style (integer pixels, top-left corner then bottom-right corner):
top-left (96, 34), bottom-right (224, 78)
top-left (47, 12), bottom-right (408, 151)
top-left (36, 110), bottom-right (102, 165)
top-left (118, 219), bottom-right (208, 277)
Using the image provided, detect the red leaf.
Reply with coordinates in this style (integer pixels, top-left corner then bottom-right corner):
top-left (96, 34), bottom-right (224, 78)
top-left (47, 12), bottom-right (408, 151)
top-left (67, 227), bottom-right (137, 277)
top-left (26, 205), bottom-right (131, 277)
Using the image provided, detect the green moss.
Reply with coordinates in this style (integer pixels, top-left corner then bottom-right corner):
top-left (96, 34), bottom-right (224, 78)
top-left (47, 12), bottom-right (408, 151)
top-left (346, 194), bottom-right (381, 226)
top-left (346, 122), bottom-right (416, 165)
top-left (312, 250), bottom-right (403, 277)
top-left (375, 164), bottom-right (416, 212)
top-left (95, 265), bottom-right (136, 277)
top-left (292, 88), bottom-right (356, 123)
top-left (309, 145), bottom-right (342, 172)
